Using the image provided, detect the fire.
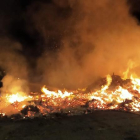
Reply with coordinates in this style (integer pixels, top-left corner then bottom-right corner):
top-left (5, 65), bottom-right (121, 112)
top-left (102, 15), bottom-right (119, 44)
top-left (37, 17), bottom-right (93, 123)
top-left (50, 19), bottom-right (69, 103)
top-left (5, 92), bottom-right (33, 104)
top-left (101, 74), bottom-right (112, 91)
top-left (41, 86), bottom-right (73, 98)
top-left (117, 87), bottom-right (133, 101)
top-left (1, 72), bottom-right (140, 119)
top-left (131, 75), bottom-right (140, 92)
top-left (7, 93), bottom-right (27, 103)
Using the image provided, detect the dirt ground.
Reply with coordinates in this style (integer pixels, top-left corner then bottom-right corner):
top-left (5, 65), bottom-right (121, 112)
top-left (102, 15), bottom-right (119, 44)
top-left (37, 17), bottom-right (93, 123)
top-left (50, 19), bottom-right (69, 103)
top-left (0, 111), bottom-right (139, 140)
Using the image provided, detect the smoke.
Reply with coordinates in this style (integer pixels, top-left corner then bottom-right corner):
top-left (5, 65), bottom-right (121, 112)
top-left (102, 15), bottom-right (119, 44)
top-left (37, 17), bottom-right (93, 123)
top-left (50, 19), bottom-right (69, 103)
top-left (0, 38), bottom-right (29, 92)
top-left (26, 0), bottom-right (140, 89)
top-left (0, 38), bottom-right (29, 115)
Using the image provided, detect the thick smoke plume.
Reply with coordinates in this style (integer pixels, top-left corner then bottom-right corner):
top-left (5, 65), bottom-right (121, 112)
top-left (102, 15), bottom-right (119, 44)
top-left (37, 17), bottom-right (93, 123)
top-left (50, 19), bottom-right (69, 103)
top-left (27, 0), bottom-right (140, 89)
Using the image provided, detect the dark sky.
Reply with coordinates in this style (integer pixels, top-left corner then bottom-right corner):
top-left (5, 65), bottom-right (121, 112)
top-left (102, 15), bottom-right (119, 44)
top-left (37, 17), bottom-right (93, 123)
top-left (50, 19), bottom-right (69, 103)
top-left (0, 0), bottom-right (51, 57)
top-left (0, 0), bottom-right (140, 69)
top-left (0, 0), bottom-right (75, 70)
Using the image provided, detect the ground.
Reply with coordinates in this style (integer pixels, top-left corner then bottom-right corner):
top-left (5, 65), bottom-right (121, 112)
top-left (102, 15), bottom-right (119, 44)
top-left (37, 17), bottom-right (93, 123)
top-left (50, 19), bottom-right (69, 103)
top-left (0, 111), bottom-right (139, 140)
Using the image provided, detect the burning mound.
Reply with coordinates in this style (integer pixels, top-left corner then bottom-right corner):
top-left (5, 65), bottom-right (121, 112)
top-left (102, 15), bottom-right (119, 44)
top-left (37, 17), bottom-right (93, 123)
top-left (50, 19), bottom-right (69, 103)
top-left (1, 74), bottom-right (140, 119)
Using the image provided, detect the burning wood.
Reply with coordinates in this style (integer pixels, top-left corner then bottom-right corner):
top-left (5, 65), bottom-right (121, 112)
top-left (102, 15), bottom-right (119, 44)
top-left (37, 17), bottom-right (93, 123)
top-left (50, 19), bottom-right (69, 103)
top-left (1, 74), bottom-right (140, 119)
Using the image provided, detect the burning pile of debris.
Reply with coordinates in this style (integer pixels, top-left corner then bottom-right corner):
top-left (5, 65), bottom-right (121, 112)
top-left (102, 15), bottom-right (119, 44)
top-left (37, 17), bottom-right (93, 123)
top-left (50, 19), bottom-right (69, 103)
top-left (1, 74), bottom-right (140, 120)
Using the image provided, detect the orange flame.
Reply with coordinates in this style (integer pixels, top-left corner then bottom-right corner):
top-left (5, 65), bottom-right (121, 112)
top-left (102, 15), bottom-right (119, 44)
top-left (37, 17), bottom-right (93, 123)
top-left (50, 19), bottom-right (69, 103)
top-left (1, 72), bottom-right (140, 118)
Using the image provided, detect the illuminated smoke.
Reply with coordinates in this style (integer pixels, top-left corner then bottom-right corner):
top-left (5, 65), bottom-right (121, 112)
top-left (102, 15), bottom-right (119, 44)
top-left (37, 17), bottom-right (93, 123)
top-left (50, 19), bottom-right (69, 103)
top-left (0, 38), bottom-right (29, 115)
top-left (26, 0), bottom-right (140, 88)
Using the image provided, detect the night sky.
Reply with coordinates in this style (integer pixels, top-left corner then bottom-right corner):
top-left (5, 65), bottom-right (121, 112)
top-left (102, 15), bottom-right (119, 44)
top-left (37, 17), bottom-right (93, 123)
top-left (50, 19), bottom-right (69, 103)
top-left (0, 0), bottom-right (71, 65)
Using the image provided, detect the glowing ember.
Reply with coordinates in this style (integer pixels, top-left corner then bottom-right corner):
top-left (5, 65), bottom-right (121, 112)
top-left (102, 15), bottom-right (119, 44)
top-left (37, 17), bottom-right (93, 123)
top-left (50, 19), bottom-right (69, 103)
top-left (1, 73), bottom-right (140, 119)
